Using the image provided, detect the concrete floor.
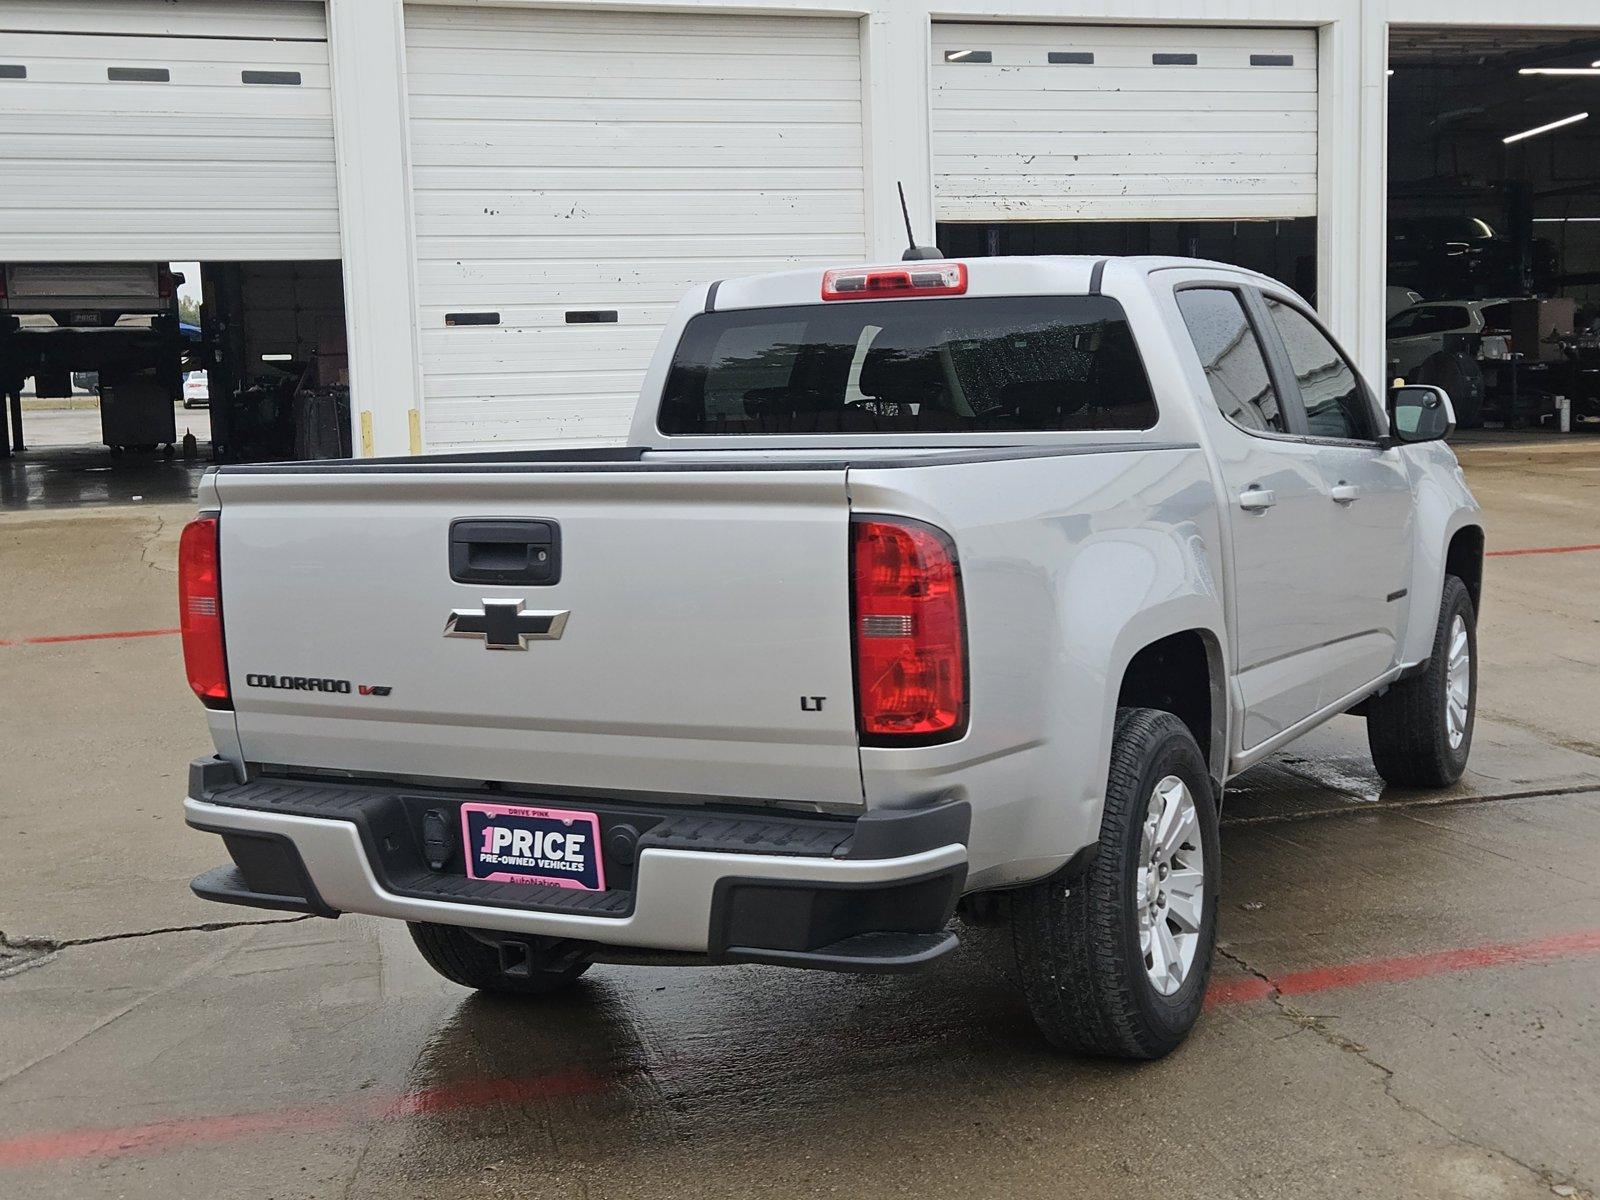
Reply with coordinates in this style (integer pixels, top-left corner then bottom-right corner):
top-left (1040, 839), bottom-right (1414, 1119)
top-left (1, 437), bottom-right (1597, 1199)
top-left (13, 401), bottom-right (212, 449)
top-left (0, 401), bottom-right (212, 511)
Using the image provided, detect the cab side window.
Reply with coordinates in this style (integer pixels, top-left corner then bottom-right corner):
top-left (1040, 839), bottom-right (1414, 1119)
top-left (1175, 288), bottom-right (1286, 434)
top-left (1262, 297), bottom-right (1377, 441)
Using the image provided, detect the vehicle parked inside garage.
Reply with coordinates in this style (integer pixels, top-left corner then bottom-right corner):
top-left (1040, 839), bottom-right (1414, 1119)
top-left (0, 261), bottom-right (190, 453)
top-left (1387, 296), bottom-right (1580, 428)
top-left (179, 255), bottom-right (1483, 1060)
top-left (1387, 285), bottom-right (1426, 321)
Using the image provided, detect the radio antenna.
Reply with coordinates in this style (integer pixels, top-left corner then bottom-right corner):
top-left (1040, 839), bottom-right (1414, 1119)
top-left (896, 182), bottom-right (945, 261)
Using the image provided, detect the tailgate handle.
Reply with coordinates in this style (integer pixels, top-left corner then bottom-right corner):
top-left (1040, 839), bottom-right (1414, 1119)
top-left (449, 519), bottom-right (561, 586)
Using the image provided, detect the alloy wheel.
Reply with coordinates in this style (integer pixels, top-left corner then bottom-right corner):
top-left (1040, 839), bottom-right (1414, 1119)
top-left (1445, 613), bottom-right (1471, 750)
top-left (1137, 775), bottom-right (1205, 996)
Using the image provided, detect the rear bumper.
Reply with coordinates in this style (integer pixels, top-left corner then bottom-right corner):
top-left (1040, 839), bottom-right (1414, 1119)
top-left (184, 760), bottom-right (968, 971)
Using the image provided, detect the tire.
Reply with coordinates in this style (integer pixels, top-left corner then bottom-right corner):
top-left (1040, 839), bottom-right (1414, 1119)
top-left (407, 922), bottom-right (591, 997)
top-left (1010, 708), bottom-right (1220, 1060)
top-left (1365, 575), bottom-right (1476, 788)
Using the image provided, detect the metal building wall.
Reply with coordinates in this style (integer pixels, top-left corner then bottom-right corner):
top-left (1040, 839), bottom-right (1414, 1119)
top-left (319, 0), bottom-right (1600, 456)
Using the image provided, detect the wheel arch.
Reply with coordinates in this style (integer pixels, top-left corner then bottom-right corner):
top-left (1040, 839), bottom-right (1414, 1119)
top-left (1446, 524), bottom-right (1485, 616)
top-left (1113, 625), bottom-right (1228, 795)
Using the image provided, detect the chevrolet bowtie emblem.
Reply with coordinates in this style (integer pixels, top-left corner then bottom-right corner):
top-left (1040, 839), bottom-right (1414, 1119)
top-left (444, 600), bottom-right (569, 651)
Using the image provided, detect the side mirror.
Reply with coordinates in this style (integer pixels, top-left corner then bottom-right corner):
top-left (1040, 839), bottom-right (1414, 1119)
top-left (1388, 383), bottom-right (1455, 444)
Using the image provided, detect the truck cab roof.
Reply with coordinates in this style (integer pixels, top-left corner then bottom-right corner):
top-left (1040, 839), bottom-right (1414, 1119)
top-left (705, 254), bottom-right (1284, 313)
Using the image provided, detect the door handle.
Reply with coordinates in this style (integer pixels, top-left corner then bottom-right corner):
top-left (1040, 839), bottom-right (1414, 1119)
top-left (1238, 487), bottom-right (1276, 511)
top-left (1330, 482), bottom-right (1361, 504)
top-left (448, 518), bottom-right (561, 586)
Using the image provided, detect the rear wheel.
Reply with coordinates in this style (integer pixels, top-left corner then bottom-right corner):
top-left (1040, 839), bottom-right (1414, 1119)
top-left (1010, 708), bottom-right (1219, 1059)
top-left (1365, 574), bottom-right (1476, 788)
top-left (408, 922), bottom-right (591, 996)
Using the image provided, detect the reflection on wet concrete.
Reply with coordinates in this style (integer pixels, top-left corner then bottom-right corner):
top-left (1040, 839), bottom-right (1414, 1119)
top-left (385, 931), bottom-right (1106, 1190)
top-left (1223, 714), bottom-right (1600, 824)
top-left (0, 443), bottom-right (206, 510)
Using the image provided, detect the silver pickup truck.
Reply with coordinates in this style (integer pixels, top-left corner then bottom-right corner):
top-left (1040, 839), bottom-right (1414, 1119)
top-left (181, 256), bottom-right (1482, 1059)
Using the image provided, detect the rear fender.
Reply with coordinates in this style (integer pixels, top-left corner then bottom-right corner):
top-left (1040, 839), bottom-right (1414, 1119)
top-left (1012, 527), bottom-right (1227, 887)
top-left (1063, 586), bottom-right (1229, 827)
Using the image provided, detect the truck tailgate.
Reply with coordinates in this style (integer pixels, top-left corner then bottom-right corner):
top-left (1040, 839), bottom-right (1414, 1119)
top-left (213, 466), bottom-right (862, 806)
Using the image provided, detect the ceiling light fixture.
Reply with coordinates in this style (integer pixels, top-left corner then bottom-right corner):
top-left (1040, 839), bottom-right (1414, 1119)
top-left (1519, 67), bottom-right (1600, 76)
top-left (1503, 111), bottom-right (1589, 144)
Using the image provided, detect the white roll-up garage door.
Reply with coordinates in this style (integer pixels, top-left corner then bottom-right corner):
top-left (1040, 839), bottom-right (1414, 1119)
top-left (404, 5), bottom-right (868, 450)
top-left (0, 0), bottom-right (338, 261)
top-left (932, 24), bottom-right (1317, 223)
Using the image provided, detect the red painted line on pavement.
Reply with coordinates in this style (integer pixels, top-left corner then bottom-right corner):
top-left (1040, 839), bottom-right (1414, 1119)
top-left (1486, 543), bottom-right (1600, 558)
top-left (0, 1068), bottom-right (601, 1169)
top-left (5, 931), bottom-right (1600, 1170)
top-left (1208, 927), bottom-right (1600, 1010)
top-left (0, 627), bottom-right (180, 648)
top-left (1205, 975), bottom-right (1276, 1006)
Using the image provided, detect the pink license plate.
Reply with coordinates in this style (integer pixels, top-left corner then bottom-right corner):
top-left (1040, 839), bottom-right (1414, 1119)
top-left (459, 802), bottom-right (606, 891)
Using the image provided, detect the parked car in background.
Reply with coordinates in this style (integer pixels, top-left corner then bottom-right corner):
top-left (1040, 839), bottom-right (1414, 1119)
top-left (1388, 216), bottom-right (1517, 299)
top-left (1388, 297), bottom-right (1581, 428)
top-left (1385, 298), bottom-right (1531, 428)
top-left (178, 255), bottom-right (1484, 1062)
top-left (1386, 299), bottom-right (1517, 379)
top-left (183, 370), bottom-right (210, 409)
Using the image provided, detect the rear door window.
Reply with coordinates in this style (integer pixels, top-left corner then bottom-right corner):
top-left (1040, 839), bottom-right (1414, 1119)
top-left (1479, 302), bottom-right (1517, 330)
top-left (658, 295), bottom-right (1158, 435)
top-left (1175, 288), bottom-right (1286, 434)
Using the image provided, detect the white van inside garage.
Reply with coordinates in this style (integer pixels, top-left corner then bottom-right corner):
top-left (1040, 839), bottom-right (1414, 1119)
top-left (0, 0), bottom-right (350, 469)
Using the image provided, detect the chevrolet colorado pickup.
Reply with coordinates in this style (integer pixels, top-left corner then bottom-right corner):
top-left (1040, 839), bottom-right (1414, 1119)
top-left (180, 256), bottom-right (1482, 1059)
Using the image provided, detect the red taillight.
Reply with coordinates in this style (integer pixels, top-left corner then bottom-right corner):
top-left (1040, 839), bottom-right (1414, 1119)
top-left (179, 514), bottom-right (230, 709)
top-left (822, 262), bottom-right (967, 301)
top-left (850, 517), bottom-right (967, 743)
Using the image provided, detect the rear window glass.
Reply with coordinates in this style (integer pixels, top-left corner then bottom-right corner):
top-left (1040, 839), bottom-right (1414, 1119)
top-left (657, 295), bottom-right (1158, 435)
top-left (1388, 306), bottom-right (1468, 336)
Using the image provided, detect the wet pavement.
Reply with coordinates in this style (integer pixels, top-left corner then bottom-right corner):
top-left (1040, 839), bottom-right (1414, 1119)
top-left (2, 436), bottom-right (1598, 1199)
top-left (0, 441), bottom-right (209, 511)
